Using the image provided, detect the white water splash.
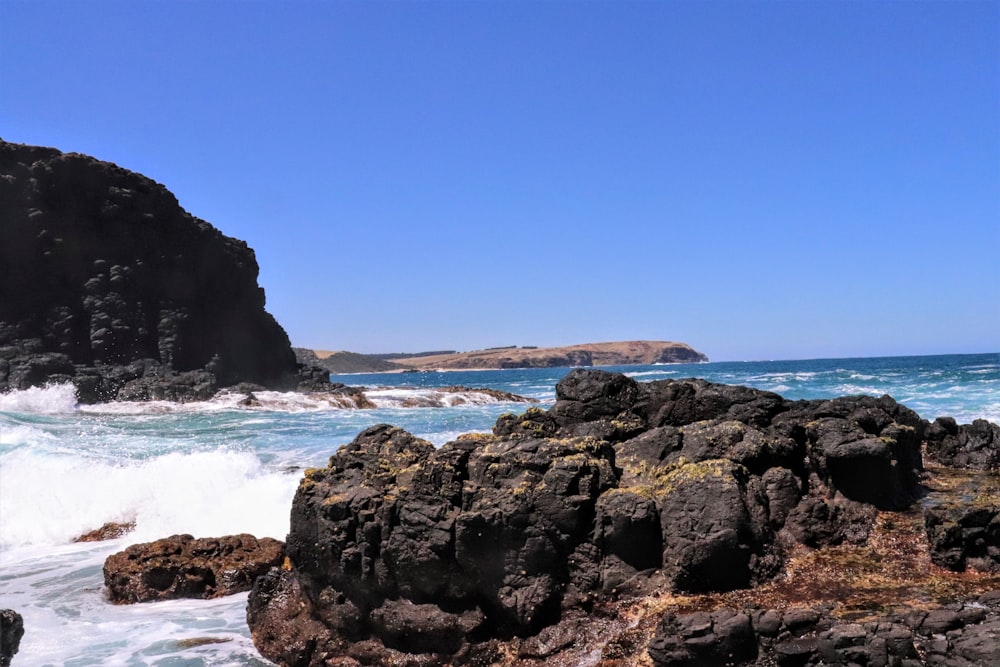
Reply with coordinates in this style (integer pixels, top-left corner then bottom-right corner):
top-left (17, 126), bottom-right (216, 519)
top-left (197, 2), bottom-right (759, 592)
top-left (366, 388), bottom-right (517, 408)
top-left (0, 383), bottom-right (79, 414)
top-left (0, 448), bottom-right (297, 549)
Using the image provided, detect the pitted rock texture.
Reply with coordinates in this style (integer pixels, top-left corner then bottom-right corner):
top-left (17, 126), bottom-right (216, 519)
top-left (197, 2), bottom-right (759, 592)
top-left (649, 597), bottom-right (1000, 667)
top-left (247, 370), bottom-right (944, 666)
top-left (925, 416), bottom-right (1000, 470)
top-left (925, 503), bottom-right (1000, 573)
top-left (0, 139), bottom-right (322, 401)
top-left (104, 533), bottom-right (283, 603)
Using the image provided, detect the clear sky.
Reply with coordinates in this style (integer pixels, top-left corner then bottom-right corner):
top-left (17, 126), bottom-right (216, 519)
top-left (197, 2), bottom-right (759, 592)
top-left (2, 1), bottom-right (997, 361)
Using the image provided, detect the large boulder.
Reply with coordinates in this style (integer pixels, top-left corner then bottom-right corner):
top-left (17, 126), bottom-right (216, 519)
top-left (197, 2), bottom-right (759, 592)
top-left (104, 533), bottom-right (283, 603)
top-left (0, 140), bottom-right (325, 401)
top-left (247, 371), bottom-right (938, 666)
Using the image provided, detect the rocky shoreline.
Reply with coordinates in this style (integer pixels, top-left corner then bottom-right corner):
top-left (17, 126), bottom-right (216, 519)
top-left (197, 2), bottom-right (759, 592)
top-left (4, 139), bottom-right (995, 665)
top-left (238, 369), bottom-right (999, 666)
top-left (8, 368), bottom-right (993, 666)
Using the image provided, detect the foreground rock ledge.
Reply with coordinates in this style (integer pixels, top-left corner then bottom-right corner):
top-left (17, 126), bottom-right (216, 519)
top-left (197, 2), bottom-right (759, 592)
top-left (246, 370), bottom-right (999, 666)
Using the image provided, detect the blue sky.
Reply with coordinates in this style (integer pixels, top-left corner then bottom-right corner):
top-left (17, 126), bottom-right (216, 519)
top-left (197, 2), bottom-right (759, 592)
top-left (2, 1), bottom-right (997, 361)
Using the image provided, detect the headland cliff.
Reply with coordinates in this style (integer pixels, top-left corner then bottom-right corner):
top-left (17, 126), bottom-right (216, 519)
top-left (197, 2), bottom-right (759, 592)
top-left (0, 139), bottom-right (327, 402)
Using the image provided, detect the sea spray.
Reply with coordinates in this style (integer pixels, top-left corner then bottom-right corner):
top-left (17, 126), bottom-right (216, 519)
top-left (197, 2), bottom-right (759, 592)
top-left (0, 383), bottom-right (78, 414)
top-left (0, 448), bottom-right (298, 549)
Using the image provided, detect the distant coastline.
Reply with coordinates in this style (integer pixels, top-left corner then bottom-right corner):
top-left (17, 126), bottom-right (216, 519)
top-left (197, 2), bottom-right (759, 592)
top-left (296, 340), bottom-right (708, 374)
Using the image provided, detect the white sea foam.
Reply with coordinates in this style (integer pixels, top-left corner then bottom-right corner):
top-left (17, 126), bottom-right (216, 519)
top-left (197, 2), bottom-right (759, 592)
top-left (833, 384), bottom-right (886, 397)
top-left (77, 389), bottom-right (364, 415)
top-left (366, 388), bottom-right (516, 408)
top-left (624, 370), bottom-right (678, 378)
top-left (0, 383), bottom-right (79, 414)
top-left (4, 576), bottom-right (267, 667)
top-left (77, 387), bottom-right (520, 415)
top-left (0, 423), bottom-right (56, 448)
top-left (981, 403), bottom-right (1000, 424)
top-left (747, 371), bottom-right (820, 384)
top-left (0, 448), bottom-right (297, 549)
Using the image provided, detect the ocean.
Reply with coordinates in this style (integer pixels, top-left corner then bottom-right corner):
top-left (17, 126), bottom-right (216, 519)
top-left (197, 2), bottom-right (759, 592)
top-left (1, 352), bottom-right (997, 666)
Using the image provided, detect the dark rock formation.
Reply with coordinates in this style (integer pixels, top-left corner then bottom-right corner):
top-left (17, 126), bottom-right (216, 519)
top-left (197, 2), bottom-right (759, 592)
top-left (247, 370), bottom-right (941, 666)
top-left (649, 597), bottom-right (1000, 667)
top-left (920, 450), bottom-right (1000, 574)
top-left (0, 140), bottom-right (327, 402)
top-left (925, 416), bottom-right (1000, 470)
top-left (0, 610), bottom-right (23, 667)
top-left (104, 533), bottom-right (283, 603)
top-left (926, 502), bottom-right (1000, 573)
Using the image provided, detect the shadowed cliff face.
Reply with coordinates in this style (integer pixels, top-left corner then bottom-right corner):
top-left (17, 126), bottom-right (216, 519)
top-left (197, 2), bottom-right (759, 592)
top-left (0, 140), bottom-right (303, 400)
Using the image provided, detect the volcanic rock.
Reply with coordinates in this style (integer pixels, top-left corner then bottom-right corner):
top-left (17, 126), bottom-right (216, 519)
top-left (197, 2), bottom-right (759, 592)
top-left (649, 597), bottom-right (1000, 667)
top-left (246, 370), bottom-right (940, 666)
top-left (925, 416), bottom-right (1000, 470)
top-left (0, 610), bottom-right (23, 667)
top-left (925, 500), bottom-right (1000, 573)
top-left (104, 533), bottom-right (283, 603)
top-left (0, 139), bottom-right (327, 402)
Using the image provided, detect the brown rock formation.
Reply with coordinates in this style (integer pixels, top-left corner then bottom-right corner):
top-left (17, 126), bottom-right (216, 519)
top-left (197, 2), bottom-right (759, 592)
top-left (104, 533), bottom-right (283, 603)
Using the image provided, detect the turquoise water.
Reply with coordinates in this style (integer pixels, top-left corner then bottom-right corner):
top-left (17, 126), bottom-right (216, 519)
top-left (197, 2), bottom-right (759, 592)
top-left (0, 353), bottom-right (996, 665)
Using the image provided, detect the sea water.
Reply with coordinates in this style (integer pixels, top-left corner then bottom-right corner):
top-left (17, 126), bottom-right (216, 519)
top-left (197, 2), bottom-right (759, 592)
top-left (0, 353), bottom-right (997, 665)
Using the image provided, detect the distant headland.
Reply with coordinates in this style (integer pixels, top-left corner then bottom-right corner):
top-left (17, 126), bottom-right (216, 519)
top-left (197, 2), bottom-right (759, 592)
top-left (296, 340), bottom-right (708, 373)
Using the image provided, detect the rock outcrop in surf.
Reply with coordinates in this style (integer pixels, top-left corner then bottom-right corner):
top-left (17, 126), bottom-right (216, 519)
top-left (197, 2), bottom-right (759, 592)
top-left (0, 139), bottom-right (325, 402)
top-left (104, 533), bottom-right (284, 603)
top-left (246, 370), bottom-right (999, 666)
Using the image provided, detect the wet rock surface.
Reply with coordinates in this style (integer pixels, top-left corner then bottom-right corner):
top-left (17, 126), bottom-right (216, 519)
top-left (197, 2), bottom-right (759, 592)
top-left (241, 369), bottom-right (1000, 666)
top-left (0, 610), bottom-right (23, 667)
top-left (104, 533), bottom-right (283, 603)
top-left (0, 140), bottom-right (326, 402)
